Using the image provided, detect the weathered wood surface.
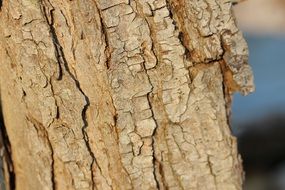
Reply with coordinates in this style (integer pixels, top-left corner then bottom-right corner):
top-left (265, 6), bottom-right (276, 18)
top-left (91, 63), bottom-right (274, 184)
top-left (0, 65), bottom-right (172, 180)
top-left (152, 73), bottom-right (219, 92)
top-left (0, 0), bottom-right (254, 189)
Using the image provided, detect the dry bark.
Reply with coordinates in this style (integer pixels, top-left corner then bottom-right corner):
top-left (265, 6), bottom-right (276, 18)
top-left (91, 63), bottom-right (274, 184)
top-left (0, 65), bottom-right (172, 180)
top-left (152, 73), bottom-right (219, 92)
top-left (0, 0), bottom-right (254, 189)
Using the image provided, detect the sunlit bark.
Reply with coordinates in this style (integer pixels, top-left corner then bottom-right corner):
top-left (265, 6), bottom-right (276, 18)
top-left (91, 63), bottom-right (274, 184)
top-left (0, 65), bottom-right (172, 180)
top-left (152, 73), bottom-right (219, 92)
top-left (0, 0), bottom-right (254, 189)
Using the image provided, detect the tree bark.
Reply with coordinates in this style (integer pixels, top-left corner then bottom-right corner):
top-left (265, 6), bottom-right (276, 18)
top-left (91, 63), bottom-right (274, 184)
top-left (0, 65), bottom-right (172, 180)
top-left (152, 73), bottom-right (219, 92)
top-left (0, 0), bottom-right (254, 189)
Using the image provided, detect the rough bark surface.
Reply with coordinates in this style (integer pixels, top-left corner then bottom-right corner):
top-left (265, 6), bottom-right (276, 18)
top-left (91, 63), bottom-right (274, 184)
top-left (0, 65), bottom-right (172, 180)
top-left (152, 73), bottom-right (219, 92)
top-left (0, 0), bottom-right (254, 190)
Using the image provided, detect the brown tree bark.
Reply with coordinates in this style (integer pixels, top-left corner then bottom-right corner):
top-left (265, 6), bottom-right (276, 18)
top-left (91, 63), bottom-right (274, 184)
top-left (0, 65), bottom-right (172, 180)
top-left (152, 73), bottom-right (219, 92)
top-left (0, 0), bottom-right (254, 189)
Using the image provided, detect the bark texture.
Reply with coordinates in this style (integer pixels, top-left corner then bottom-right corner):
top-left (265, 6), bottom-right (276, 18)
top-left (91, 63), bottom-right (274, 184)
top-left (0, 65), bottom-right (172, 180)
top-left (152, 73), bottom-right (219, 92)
top-left (0, 0), bottom-right (254, 190)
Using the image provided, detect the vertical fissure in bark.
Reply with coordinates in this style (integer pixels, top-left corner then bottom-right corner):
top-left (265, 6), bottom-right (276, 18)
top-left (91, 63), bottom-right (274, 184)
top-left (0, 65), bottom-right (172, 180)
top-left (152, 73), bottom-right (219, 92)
top-left (49, 79), bottom-right (60, 120)
top-left (0, 97), bottom-right (15, 190)
top-left (93, 1), bottom-right (112, 69)
top-left (142, 18), bottom-right (158, 69)
top-left (91, 4), bottom-right (121, 188)
top-left (218, 60), bottom-right (233, 128)
top-left (41, 3), bottom-right (98, 188)
top-left (218, 34), bottom-right (233, 125)
top-left (134, 1), bottom-right (191, 187)
top-left (134, 0), bottom-right (158, 70)
top-left (165, 0), bottom-right (191, 62)
top-left (146, 93), bottom-right (160, 189)
top-left (25, 116), bottom-right (56, 190)
top-left (143, 69), bottom-right (161, 189)
top-left (138, 55), bottom-right (160, 188)
top-left (137, 36), bottom-right (160, 188)
top-left (134, 2), bottom-right (161, 188)
top-left (207, 155), bottom-right (218, 189)
top-left (49, 139), bottom-right (55, 190)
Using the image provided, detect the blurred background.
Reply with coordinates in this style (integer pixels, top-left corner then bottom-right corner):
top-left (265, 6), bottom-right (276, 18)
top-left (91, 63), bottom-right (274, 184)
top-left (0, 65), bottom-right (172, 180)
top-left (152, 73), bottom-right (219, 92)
top-left (233, 0), bottom-right (285, 189)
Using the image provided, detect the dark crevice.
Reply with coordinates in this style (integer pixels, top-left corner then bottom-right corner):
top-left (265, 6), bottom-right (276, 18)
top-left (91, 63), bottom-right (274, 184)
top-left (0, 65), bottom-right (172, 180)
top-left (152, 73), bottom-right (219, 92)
top-left (157, 160), bottom-right (167, 189)
top-left (41, 6), bottom-right (63, 81)
top-left (48, 139), bottom-right (55, 190)
top-left (139, 46), bottom-right (160, 189)
top-left (134, 0), bottom-right (158, 70)
top-left (49, 78), bottom-right (60, 121)
top-left (218, 60), bottom-right (233, 134)
top-left (143, 19), bottom-right (158, 70)
top-left (139, 53), bottom-right (161, 189)
top-left (165, 0), bottom-right (192, 63)
top-left (41, 3), bottom-right (97, 189)
top-left (113, 114), bottom-right (118, 127)
top-left (90, 3), bottom-right (118, 189)
top-left (178, 32), bottom-right (191, 60)
top-left (206, 155), bottom-right (218, 188)
top-left (219, 34), bottom-right (233, 130)
top-left (26, 116), bottom-right (56, 190)
top-left (0, 97), bottom-right (15, 190)
top-left (88, 3), bottom-right (126, 188)
top-left (101, 22), bottom-right (111, 70)
top-left (146, 93), bottom-right (161, 190)
top-left (0, 0), bottom-right (2, 10)
top-left (93, 2), bottom-right (112, 70)
top-left (166, 0), bottom-right (222, 65)
top-left (134, 1), bottom-right (166, 187)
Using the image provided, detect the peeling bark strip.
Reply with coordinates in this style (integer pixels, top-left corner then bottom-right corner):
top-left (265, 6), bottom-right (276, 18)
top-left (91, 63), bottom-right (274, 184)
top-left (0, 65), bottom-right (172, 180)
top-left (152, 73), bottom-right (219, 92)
top-left (0, 0), bottom-right (253, 190)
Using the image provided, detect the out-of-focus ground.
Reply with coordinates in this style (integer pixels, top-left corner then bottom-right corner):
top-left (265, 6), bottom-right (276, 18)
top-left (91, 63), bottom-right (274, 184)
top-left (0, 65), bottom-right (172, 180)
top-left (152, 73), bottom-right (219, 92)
top-left (233, 0), bottom-right (285, 189)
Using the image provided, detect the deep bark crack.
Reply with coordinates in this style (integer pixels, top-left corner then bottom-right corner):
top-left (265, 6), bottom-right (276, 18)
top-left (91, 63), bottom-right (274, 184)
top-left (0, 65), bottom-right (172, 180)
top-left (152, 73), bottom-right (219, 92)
top-left (165, 0), bottom-right (191, 62)
top-left (218, 60), bottom-right (233, 130)
top-left (41, 3), bottom-right (97, 189)
top-left (140, 46), bottom-right (160, 190)
top-left (93, 1), bottom-right (112, 70)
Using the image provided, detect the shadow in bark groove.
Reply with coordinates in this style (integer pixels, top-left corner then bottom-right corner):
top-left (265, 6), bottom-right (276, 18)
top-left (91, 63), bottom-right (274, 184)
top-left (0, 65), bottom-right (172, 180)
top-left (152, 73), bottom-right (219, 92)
top-left (0, 96), bottom-right (15, 190)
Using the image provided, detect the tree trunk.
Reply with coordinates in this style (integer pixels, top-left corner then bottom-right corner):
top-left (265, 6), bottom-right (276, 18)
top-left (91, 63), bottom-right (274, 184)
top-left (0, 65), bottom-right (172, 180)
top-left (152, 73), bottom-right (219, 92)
top-left (0, 0), bottom-right (254, 189)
